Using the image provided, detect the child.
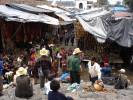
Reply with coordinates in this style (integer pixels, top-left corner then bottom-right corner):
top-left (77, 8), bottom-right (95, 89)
top-left (48, 80), bottom-right (73, 100)
top-left (44, 75), bottom-right (54, 95)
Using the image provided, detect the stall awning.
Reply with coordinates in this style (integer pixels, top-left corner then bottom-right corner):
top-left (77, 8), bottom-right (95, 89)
top-left (76, 10), bottom-right (111, 43)
top-left (37, 5), bottom-right (65, 13)
top-left (37, 5), bottom-right (72, 15)
top-left (56, 13), bottom-right (74, 21)
top-left (0, 5), bottom-right (59, 25)
top-left (6, 3), bottom-right (54, 14)
top-left (77, 9), bottom-right (133, 47)
top-left (59, 21), bottom-right (73, 25)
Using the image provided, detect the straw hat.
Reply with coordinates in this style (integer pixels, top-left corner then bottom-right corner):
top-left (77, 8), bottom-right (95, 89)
top-left (119, 69), bottom-right (126, 73)
top-left (16, 67), bottom-right (27, 76)
top-left (49, 44), bottom-right (55, 47)
top-left (73, 48), bottom-right (82, 55)
top-left (40, 48), bottom-right (49, 56)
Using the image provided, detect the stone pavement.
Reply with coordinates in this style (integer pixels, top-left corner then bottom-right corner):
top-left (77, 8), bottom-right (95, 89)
top-left (0, 84), bottom-right (133, 100)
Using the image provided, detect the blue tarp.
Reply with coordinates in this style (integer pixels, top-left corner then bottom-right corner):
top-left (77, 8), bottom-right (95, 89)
top-left (111, 6), bottom-right (128, 12)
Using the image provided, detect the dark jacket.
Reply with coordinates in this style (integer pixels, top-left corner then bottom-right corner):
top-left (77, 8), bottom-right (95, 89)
top-left (48, 91), bottom-right (67, 100)
top-left (0, 76), bottom-right (3, 93)
top-left (38, 56), bottom-right (51, 71)
top-left (15, 75), bottom-right (33, 98)
top-left (0, 60), bottom-right (3, 76)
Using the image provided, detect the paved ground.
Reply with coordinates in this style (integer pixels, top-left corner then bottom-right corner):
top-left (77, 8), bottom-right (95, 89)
top-left (1, 43), bottom-right (133, 100)
top-left (0, 66), bottom-right (133, 100)
top-left (0, 84), bottom-right (133, 100)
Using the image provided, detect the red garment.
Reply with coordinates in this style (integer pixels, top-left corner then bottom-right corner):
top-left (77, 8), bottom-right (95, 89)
top-left (61, 59), bottom-right (67, 72)
top-left (30, 53), bottom-right (36, 66)
top-left (103, 55), bottom-right (109, 64)
top-left (60, 49), bottom-right (67, 59)
top-left (51, 60), bottom-right (58, 77)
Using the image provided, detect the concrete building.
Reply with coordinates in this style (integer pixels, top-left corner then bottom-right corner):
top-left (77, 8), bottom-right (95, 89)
top-left (0, 0), bottom-right (46, 5)
top-left (75, 0), bottom-right (97, 10)
top-left (49, 0), bottom-right (98, 10)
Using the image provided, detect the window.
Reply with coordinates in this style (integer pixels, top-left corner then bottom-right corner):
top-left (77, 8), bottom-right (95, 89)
top-left (87, 1), bottom-right (93, 4)
top-left (79, 3), bottom-right (83, 9)
top-left (87, 5), bottom-right (92, 9)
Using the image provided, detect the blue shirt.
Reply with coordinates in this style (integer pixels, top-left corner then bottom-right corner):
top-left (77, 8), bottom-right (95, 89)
top-left (0, 60), bottom-right (3, 75)
top-left (48, 91), bottom-right (67, 100)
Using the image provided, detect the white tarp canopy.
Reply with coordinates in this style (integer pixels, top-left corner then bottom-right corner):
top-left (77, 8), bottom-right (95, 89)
top-left (77, 9), bottom-right (133, 47)
top-left (75, 8), bottom-right (103, 15)
top-left (37, 5), bottom-right (65, 13)
top-left (0, 5), bottom-right (59, 25)
top-left (37, 5), bottom-right (75, 25)
top-left (37, 5), bottom-right (72, 15)
top-left (76, 10), bottom-right (111, 43)
top-left (56, 13), bottom-right (74, 21)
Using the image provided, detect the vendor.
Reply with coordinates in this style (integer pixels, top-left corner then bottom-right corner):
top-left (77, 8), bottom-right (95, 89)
top-left (15, 67), bottom-right (33, 98)
top-left (88, 57), bottom-right (102, 84)
top-left (101, 62), bottom-right (112, 77)
top-left (0, 55), bottom-right (3, 96)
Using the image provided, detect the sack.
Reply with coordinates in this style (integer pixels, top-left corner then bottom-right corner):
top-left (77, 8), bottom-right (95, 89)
top-left (38, 67), bottom-right (44, 77)
top-left (114, 76), bottom-right (128, 89)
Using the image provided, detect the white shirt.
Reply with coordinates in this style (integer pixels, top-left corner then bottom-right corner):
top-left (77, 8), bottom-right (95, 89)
top-left (57, 53), bottom-right (62, 59)
top-left (44, 81), bottom-right (52, 95)
top-left (88, 61), bottom-right (101, 80)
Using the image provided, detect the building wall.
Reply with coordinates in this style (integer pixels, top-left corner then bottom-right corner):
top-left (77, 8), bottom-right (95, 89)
top-left (75, 0), bottom-right (97, 10)
top-left (75, 0), bottom-right (87, 10)
top-left (0, 0), bottom-right (47, 5)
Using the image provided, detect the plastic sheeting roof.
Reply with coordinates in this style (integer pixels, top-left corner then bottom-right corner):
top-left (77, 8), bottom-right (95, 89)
top-left (77, 9), bottom-right (133, 47)
top-left (37, 5), bottom-right (65, 13)
top-left (56, 13), bottom-right (74, 21)
top-left (76, 16), bottom-right (107, 43)
top-left (0, 5), bottom-right (59, 25)
top-left (6, 4), bottom-right (54, 14)
top-left (59, 21), bottom-right (73, 25)
top-left (37, 5), bottom-right (72, 15)
top-left (79, 10), bottom-right (110, 21)
top-left (76, 10), bottom-right (111, 43)
top-left (111, 6), bottom-right (128, 12)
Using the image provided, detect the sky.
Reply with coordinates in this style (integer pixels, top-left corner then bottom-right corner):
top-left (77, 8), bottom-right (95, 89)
top-left (48, 0), bottom-right (123, 5)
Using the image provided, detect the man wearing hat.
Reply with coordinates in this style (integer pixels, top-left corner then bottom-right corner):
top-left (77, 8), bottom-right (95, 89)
top-left (68, 48), bottom-right (82, 84)
top-left (36, 48), bottom-right (51, 89)
top-left (15, 67), bottom-right (33, 98)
